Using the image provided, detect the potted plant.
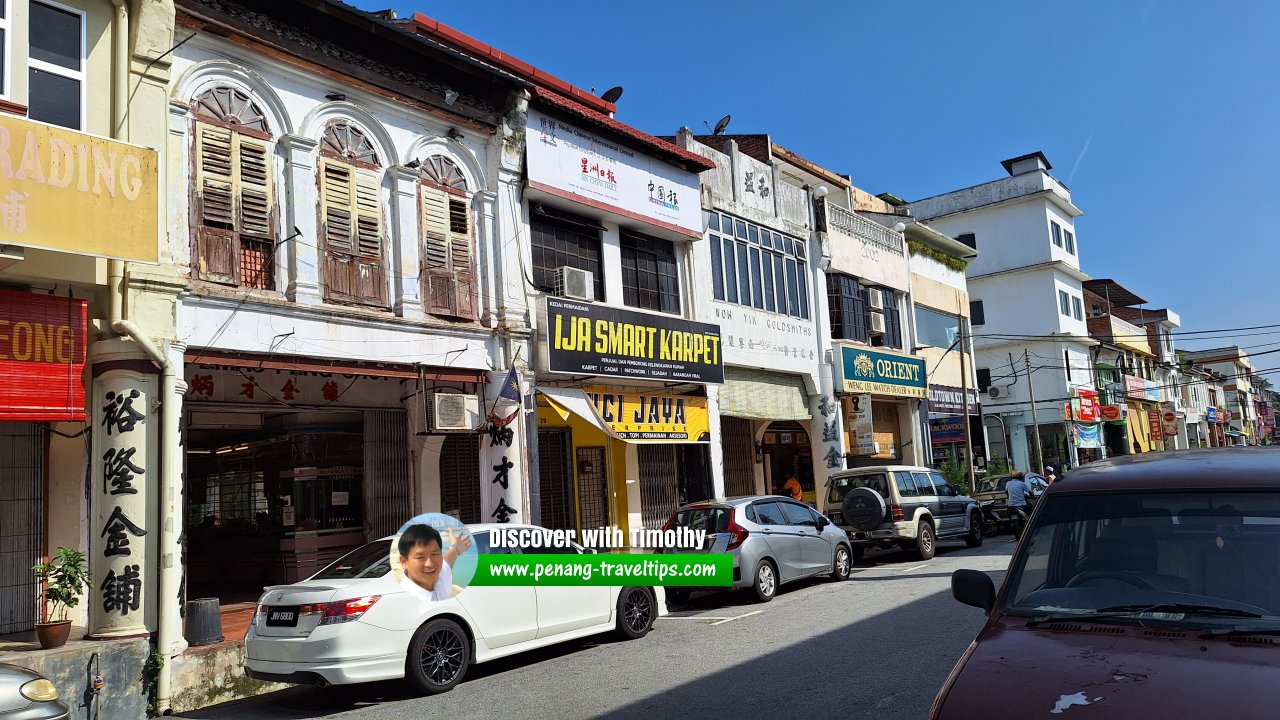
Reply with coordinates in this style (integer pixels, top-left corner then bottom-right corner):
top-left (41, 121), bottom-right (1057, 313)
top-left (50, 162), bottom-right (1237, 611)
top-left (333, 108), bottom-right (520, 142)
top-left (31, 547), bottom-right (91, 649)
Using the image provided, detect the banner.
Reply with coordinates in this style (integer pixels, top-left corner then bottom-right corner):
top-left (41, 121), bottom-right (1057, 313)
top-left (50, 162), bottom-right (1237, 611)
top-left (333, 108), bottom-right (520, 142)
top-left (1074, 423), bottom-right (1102, 448)
top-left (1075, 389), bottom-right (1100, 422)
top-left (0, 288), bottom-right (87, 420)
top-left (847, 393), bottom-right (876, 455)
top-left (585, 387), bottom-right (710, 442)
top-left (0, 114), bottom-right (158, 262)
top-left (526, 109), bottom-right (702, 237)
top-left (838, 345), bottom-right (927, 398)
top-left (545, 297), bottom-right (723, 383)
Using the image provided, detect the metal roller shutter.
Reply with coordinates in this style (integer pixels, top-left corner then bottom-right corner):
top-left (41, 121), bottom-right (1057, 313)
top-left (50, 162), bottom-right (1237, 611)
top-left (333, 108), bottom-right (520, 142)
top-left (637, 445), bottom-right (679, 530)
top-left (362, 411), bottom-right (411, 540)
top-left (721, 417), bottom-right (756, 497)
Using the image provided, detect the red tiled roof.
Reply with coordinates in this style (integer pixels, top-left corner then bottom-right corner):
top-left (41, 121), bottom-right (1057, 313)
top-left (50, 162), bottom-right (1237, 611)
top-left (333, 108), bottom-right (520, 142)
top-left (529, 86), bottom-right (715, 172)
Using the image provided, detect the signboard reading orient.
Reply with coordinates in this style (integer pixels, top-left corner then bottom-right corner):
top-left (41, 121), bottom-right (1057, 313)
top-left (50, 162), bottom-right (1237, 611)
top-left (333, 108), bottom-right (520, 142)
top-left (837, 345), bottom-right (927, 398)
top-left (545, 298), bottom-right (723, 384)
top-left (526, 109), bottom-right (702, 237)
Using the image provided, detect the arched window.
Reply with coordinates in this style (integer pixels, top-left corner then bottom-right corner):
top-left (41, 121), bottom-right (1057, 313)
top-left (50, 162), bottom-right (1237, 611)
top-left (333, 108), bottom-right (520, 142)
top-left (419, 156), bottom-right (475, 319)
top-left (318, 121), bottom-right (386, 307)
top-left (191, 86), bottom-right (275, 289)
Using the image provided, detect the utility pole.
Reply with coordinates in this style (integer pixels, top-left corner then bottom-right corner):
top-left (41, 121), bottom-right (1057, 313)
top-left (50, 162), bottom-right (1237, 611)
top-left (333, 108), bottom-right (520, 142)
top-left (1025, 349), bottom-right (1045, 474)
top-left (959, 310), bottom-right (976, 491)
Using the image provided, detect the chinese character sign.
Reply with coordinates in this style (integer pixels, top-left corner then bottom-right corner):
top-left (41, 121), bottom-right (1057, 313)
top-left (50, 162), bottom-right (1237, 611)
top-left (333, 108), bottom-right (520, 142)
top-left (90, 370), bottom-right (157, 636)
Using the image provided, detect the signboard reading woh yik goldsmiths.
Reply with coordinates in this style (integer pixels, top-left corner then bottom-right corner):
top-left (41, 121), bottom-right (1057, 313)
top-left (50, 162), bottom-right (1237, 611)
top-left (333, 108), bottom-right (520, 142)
top-left (546, 298), bottom-right (723, 383)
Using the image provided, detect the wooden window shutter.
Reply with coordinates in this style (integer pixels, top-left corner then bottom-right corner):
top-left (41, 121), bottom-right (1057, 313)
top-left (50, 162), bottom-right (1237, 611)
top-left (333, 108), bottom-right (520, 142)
top-left (320, 159), bottom-right (386, 307)
top-left (449, 197), bottom-right (476, 319)
top-left (353, 169), bottom-right (383, 259)
top-left (194, 124), bottom-right (236, 284)
top-left (237, 137), bottom-right (273, 238)
top-left (420, 184), bottom-right (455, 315)
top-left (320, 159), bottom-right (354, 254)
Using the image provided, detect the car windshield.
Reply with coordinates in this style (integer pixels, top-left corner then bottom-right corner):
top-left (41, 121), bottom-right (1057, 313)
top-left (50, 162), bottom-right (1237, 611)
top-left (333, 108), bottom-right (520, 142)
top-left (1003, 490), bottom-right (1280, 628)
top-left (312, 540), bottom-right (392, 580)
top-left (827, 473), bottom-right (890, 504)
top-left (672, 506), bottom-right (731, 532)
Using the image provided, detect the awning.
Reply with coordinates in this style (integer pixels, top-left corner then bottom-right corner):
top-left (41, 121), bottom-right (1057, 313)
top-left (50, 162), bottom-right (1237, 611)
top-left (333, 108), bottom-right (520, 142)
top-left (537, 387), bottom-right (627, 441)
top-left (719, 368), bottom-right (810, 421)
top-left (1225, 430), bottom-right (1246, 437)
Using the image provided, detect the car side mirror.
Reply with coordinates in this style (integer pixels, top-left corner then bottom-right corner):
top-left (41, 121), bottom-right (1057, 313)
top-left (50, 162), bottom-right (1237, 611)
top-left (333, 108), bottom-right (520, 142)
top-left (816, 515), bottom-right (830, 529)
top-left (952, 569), bottom-right (996, 612)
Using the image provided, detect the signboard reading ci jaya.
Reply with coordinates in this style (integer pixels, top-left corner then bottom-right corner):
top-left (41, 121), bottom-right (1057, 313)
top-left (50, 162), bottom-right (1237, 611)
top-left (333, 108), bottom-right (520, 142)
top-left (546, 297), bottom-right (724, 384)
top-left (526, 109), bottom-right (702, 237)
top-left (838, 345), bottom-right (927, 398)
top-left (585, 388), bottom-right (710, 442)
top-left (0, 115), bottom-right (158, 262)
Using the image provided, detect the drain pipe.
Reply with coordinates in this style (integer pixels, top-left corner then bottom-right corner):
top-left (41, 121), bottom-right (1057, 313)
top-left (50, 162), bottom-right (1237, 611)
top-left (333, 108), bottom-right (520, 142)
top-left (110, 0), bottom-right (179, 714)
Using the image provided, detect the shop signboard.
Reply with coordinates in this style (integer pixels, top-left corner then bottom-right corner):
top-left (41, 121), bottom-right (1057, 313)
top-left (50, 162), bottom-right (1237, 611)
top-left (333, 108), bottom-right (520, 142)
top-left (848, 393), bottom-right (876, 455)
top-left (1148, 410), bottom-right (1164, 441)
top-left (928, 384), bottom-right (979, 415)
top-left (0, 288), bottom-right (88, 420)
top-left (526, 109), bottom-right (702, 237)
top-left (0, 114), bottom-right (159, 262)
top-left (1206, 407), bottom-right (1218, 423)
top-left (1075, 389), bottom-right (1101, 422)
top-left (1161, 407), bottom-right (1179, 437)
top-left (545, 297), bottom-right (724, 383)
top-left (1099, 404), bottom-right (1125, 422)
top-left (1125, 375), bottom-right (1162, 402)
top-left (928, 415), bottom-right (967, 444)
top-left (838, 345), bottom-right (927, 398)
top-left (584, 387), bottom-right (710, 442)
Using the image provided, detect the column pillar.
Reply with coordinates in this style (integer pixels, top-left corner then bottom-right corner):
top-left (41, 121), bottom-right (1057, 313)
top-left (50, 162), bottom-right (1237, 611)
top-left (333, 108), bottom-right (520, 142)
top-left (280, 134), bottom-right (323, 305)
top-left (389, 166), bottom-right (425, 319)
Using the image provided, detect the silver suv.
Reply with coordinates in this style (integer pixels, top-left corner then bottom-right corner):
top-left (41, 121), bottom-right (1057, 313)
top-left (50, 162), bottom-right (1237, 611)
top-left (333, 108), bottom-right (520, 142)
top-left (825, 465), bottom-right (982, 562)
top-left (661, 496), bottom-right (853, 603)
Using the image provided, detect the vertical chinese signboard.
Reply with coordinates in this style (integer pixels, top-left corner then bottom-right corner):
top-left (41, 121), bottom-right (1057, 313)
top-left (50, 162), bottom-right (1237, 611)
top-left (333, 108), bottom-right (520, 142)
top-left (90, 368), bottom-right (158, 637)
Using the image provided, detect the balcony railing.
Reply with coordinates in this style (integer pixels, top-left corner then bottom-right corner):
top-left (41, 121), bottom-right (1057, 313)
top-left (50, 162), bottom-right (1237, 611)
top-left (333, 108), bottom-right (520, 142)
top-left (824, 203), bottom-right (905, 256)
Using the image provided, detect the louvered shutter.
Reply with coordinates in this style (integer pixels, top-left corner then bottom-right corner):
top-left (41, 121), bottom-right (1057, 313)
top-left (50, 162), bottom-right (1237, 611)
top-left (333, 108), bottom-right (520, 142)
top-left (420, 185), bottom-right (455, 315)
top-left (352, 170), bottom-right (386, 306)
top-left (237, 137), bottom-right (272, 238)
top-left (195, 125), bottom-right (236, 284)
top-left (448, 197), bottom-right (476, 320)
top-left (320, 160), bottom-right (354, 254)
top-left (320, 160), bottom-right (387, 307)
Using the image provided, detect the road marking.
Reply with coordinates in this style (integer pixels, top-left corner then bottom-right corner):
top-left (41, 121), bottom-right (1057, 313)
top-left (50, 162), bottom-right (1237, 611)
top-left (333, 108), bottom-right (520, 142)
top-left (659, 616), bottom-right (730, 621)
top-left (709, 610), bottom-right (763, 626)
top-left (900, 564), bottom-right (929, 573)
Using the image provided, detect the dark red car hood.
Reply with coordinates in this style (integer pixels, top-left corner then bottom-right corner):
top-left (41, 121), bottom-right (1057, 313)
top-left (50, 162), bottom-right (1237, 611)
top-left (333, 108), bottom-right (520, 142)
top-left (934, 618), bottom-right (1280, 719)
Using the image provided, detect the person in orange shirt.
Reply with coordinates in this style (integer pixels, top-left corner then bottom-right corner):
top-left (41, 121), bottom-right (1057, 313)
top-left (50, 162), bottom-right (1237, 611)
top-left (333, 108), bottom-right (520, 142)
top-left (782, 472), bottom-right (804, 502)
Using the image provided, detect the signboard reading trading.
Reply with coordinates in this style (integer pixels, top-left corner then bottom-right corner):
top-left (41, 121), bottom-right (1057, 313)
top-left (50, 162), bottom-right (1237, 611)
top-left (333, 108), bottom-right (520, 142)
top-left (546, 298), bottom-right (723, 384)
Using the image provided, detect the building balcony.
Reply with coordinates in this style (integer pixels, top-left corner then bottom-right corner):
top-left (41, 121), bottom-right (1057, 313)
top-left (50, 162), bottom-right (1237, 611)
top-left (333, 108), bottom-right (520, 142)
top-left (818, 200), bottom-right (910, 292)
top-left (1087, 314), bottom-right (1152, 355)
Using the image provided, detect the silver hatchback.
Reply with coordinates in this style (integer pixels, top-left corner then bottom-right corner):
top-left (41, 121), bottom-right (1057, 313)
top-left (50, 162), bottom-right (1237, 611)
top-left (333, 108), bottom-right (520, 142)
top-left (661, 495), bottom-right (853, 603)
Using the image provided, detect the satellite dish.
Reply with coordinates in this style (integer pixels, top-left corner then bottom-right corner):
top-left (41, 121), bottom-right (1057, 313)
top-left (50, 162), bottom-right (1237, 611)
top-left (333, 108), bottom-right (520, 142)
top-left (712, 114), bottom-right (731, 136)
top-left (600, 86), bottom-right (623, 103)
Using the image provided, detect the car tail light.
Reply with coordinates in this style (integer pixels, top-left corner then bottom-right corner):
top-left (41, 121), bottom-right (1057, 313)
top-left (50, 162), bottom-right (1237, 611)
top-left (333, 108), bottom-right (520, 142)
top-left (890, 504), bottom-right (905, 522)
top-left (313, 595), bottom-right (380, 625)
top-left (726, 509), bottom-right (750, 551)
top-left (661, 514), bottom-right (676, 533)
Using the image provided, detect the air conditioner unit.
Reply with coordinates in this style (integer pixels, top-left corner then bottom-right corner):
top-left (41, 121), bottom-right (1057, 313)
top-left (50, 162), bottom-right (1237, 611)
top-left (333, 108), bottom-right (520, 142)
top-left (866, 288), bottom-right (885, 311)
top-left (555, 266), bottom-right (595, 302)
top-left (868, 312), bottom-right (887, 335)
top-left (425, 393), bottom-right (481, 432)
top-left (987, 386), bottom-right (1006, 399)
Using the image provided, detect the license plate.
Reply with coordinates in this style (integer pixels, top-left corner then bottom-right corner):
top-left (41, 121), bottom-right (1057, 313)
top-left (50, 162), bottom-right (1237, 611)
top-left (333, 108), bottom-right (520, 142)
top-left (266, 607), bottom-right (299, 627)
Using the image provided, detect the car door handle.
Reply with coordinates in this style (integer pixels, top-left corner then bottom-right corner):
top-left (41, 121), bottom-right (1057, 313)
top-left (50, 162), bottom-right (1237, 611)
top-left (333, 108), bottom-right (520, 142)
top-left (762, 528), bottom-right (773, 534)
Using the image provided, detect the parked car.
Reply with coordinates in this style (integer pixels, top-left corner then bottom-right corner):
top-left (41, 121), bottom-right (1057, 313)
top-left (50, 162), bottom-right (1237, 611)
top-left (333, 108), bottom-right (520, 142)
top-left (825, 465), bottom-right (983, 561)
top-left (661, 495), bottom-right (853, 603)
top-left (244, 524), bottom-right (659, 694)
top-left (934, 449), bottom-right (1280, 719)
top-left (972, 473), bottom-right (1049, 537)
top-left (0, 663), bottom-right (68, 720)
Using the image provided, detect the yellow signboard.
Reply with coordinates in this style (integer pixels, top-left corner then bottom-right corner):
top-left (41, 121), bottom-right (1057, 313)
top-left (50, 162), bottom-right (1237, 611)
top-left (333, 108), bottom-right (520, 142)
top-left (586, 387), bottom-right (710, 443)
top-left (0, 115), bottom-right (158, 263)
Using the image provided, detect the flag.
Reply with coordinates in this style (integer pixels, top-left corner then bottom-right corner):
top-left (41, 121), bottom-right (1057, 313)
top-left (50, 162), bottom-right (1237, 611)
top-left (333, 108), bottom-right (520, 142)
top-left (498, 367), bottom-right (521, 403)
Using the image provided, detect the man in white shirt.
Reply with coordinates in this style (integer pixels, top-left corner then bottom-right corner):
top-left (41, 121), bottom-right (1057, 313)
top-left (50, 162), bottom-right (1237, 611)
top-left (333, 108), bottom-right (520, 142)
top-left (397, 524), bottom-right (472, 603)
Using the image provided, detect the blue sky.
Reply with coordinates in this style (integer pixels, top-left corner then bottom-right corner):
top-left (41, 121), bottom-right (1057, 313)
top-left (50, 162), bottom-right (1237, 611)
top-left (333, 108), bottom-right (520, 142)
top-left (357, 0), bottom-right (1280, 370)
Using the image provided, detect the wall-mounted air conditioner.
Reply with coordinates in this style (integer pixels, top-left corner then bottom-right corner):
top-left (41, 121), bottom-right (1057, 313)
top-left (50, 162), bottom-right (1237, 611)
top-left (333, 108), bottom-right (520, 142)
top-left (866, 287), bottom-right (884, 311)
top-left (987, 386), bottom-right (1007, 399)
top-left (415, 393), bottom-right (481, 433)
top-left (555, 267), bottom-right (595, 302)
top-left (868, 312), bottom-right (887, 335)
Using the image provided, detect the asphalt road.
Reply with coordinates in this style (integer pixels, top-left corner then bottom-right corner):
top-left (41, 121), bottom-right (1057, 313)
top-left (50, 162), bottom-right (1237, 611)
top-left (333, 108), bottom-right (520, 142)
top-left (177, 538), bottom-right (1014, 720)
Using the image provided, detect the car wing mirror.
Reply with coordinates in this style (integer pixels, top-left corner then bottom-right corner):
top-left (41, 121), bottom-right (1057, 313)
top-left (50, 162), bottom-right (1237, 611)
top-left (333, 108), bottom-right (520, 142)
top-left (952, 569), bottom-right (996, 612)
top-left (816, 515), bottom-right (830, 529)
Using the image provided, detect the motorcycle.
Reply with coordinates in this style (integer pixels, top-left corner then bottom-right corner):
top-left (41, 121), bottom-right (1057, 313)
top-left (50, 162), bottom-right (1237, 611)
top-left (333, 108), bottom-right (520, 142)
top-left (980, 496), bottom-right (1038, 538)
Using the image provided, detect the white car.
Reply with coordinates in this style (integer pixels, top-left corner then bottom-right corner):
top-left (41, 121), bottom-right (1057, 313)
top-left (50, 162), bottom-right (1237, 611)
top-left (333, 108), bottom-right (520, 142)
top-left (243, 523), bottom-right (662, 694)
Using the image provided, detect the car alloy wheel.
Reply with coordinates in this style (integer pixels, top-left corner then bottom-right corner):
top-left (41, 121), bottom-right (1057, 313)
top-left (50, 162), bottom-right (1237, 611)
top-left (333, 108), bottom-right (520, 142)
top-left (753, 560), bottom-right (777, 602)
top-left (420, 627), bottom-right (466, 686)
top-left (616, 587), bottom-right (655, 639)
top-left (831, 545), bottom-right (852, 580)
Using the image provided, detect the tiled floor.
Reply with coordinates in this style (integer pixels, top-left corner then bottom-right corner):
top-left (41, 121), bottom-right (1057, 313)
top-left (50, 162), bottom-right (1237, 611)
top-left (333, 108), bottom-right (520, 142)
top-left (0, 604), bottom-right (259, 656)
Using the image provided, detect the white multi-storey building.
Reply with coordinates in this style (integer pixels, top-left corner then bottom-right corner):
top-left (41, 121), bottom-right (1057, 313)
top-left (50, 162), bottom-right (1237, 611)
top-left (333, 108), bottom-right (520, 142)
top-left (908, 152), bottom-right (1096, 473)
